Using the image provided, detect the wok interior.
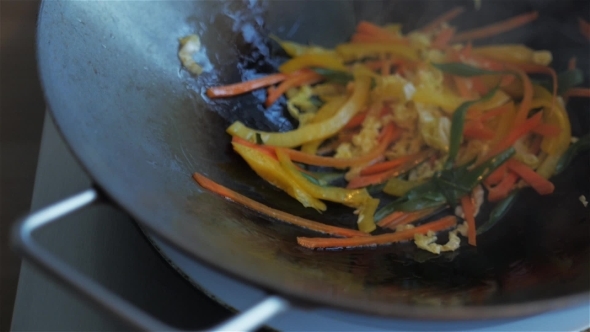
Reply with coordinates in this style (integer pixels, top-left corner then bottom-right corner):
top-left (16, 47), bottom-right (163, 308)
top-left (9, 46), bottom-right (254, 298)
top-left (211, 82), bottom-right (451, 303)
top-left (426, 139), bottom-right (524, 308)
top-left (38, 0), bottom-right (589, 319)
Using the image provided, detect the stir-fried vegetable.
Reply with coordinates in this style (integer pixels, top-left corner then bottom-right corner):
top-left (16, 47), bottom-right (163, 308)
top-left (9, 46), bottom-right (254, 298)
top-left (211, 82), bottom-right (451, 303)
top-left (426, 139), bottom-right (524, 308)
top-left (196, 10), bottom-right (588, 253)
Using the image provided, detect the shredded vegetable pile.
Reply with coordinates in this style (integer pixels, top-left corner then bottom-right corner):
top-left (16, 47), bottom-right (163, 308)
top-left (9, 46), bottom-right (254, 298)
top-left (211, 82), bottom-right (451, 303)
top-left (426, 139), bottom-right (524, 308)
top-left (194, 8), bottom-right (590, 253)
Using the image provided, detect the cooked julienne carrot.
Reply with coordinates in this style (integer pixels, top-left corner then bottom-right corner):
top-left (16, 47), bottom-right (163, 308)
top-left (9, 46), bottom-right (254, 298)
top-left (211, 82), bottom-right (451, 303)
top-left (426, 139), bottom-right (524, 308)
top-left (488, 171), bottom-right (519, 202)
top-left (510, 67), bottom-right (535, 125)
top-left (360, 151), bottom-right (426, 176)
top-left (485, 164), bottom-right (507, 187)
top-left (565, 88), bottom-right (590, 98)
top-left (296, 216), bottom-right (457, 249)
top-left (479, 102), bottom-right (512, 122)
top-left (347, 151), bottom-right (429, 189)
top-left (471, 77), bottom-right (490, 95)
top-left (579, 17), bottom-right (590, 40)
top-left (460, 195), bottom-right (477, 246)
top-left (453, 76), bottom-right (476, 99)
top-left (382, 207), bottom-right (441, 230)
top-left (377, 211), bottom-right (405, 228)
top-left (266, 70), bottom-right (323, 107)
top-left (432, 27), bottom-right (456, 49)
top-left (485, 112), bottom-right (542, 160)
top-left (356, 21), bottom-right (405, 42)
top-left (206, 73), bottom-right (288, 98)
top-left (451, 11), bottom-right (539, 42)
top-left (192, 173), bottom-right (369, 238)
top-left (507, 159), bottom-right (555, 195)
top-left (463, 121), bottom-right (495, 140)
top-left (532, 124), bottom-right (561, 137)
top-left (420, 6), bottom-right (465, 33)
top-left (517, 63), bottom-right (557, 115)
top-left (283, 123), bottom-right (398, 168)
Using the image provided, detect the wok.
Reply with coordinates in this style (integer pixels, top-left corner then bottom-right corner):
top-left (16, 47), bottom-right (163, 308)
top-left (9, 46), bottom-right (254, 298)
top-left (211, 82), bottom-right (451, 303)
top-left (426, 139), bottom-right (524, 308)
top-left (15, 0), bottom-right (590, 329)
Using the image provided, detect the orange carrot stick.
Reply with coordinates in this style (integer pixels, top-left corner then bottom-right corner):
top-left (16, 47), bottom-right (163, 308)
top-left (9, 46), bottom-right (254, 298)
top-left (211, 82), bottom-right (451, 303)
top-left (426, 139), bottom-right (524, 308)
top-left (451, 11), bottom-right (539, 42)
top-left (297, 216), bottom-right (457, 249)
top-left (471, 77), bottom-right (490, 95)
top-left (485, 112), bottom-right (543, 160)
top-left (348, 151), bottom-right (429, 189)
top-left (420, 7), bottom-right (465, 32)
top-left (231, 137), bottom-right (278, 160)
top-left (360, 151), bottom-right (428, 176)
top-left (383, 207), bottom-right (441, 230)
top-left (532, 124), bottom-right (561, 137)
top-left (454, 76), bottom-right (476, 99)
top-left (488, 171), bottom-right (519, 202)
top-left (283, 123), bottom-right (398, 168)
top-left (510, 67), bottom-right (534, 125)
top-left (485, 164), bottom-right (507, 186)
top-left (565, 88), bottom-right (590, 98)
top-left (507, 159), bottom-right (555, 195)
top-left (432, 27), bottom-right (456, 49)
top-left (266, 70), bottom-right (323, 107)
top-left (344, 112), bottom-right (368, 129)
top-left (579, 17), bottom-right (590, 40)
top-left (516, 63), bottom-right (557, 117)
top-left (207, 73), bottom-right (288, 98)
top-left (460, 195), bottom-right (477, 246)
top-left (377, 211), bottom-right (406, 228)
top-left (464, 121), bottom-right (495, 140)
top-left (479, 102), bottom-right (512, 122)
top-left (192, 173), bottom-right (369, 238)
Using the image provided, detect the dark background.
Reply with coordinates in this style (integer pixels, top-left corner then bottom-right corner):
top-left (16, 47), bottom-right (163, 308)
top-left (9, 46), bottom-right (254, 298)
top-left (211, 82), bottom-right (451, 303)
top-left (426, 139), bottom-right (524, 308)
top-left (1, 1), bottom-right (45, 330)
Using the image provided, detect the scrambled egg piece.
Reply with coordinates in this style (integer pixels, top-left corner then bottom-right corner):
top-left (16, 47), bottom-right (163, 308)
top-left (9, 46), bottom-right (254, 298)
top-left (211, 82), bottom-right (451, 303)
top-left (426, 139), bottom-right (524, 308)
top-left (416, 104), bottom-right (450, 152)
top-left (408, 158), bottom-right (444, 182)
top-left (386, 129), bottom-right (424, 159)
top-left (352, 116), bottom-right (382, 154)
top-left (580, 195), bottom-right (588, 207)
top-left (414, 229), bottom-right (462, 255)
top-left (532, 51), bottom-right (552, 66)
top-left (286, 85), bottom-right (319, 124)
top-left (178, 34), bottom-right (203, 75)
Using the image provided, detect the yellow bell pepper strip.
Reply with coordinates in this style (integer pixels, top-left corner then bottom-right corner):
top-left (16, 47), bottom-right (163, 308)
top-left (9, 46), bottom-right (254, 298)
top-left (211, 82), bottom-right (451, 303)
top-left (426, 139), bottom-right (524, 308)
top-left (226, 75), bottom-right (371, 147)
top-left (308, 95), bottom-right (348, 124)
top-left (192, 173), bottom-right (368, 238)
top-left (383, 177), bottom-right (427, 197)
top-left (276, 149), bottom-right (378, 233)
top-left (269, 35), bottom-right (336, 58)
top-left (532, 85), bottom-right (571, 156)
top-left (355, 197), bottom-right (380, 233)
top-left (276, 149), bottom-right (373, 207)
top-left (299, 96), bottom-right (346, 153)
top-left (335, 43), bottom-right (419, 62)
top-left (536, 154), bottom-right (561, 179)
top-left (300, 139), bottom-right (323, 155)
top-left (232, 142), bottom-right (326, 211)
top-left (279, 54), bottom-right (347, 74)
top-left (472, 45), bottom-right (552, 66)
top-left (412, 85), bottom-right (464, 113)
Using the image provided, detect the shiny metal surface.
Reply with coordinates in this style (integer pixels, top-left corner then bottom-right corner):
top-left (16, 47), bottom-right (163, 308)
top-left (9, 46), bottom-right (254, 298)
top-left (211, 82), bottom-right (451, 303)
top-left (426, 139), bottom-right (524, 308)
top-left (35, 0), bottom-right (590, 320)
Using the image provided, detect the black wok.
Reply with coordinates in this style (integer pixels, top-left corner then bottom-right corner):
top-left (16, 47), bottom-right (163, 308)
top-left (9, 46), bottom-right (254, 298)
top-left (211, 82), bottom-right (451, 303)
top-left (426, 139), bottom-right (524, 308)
top-left (26, 0), bottom-right (590, 326)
